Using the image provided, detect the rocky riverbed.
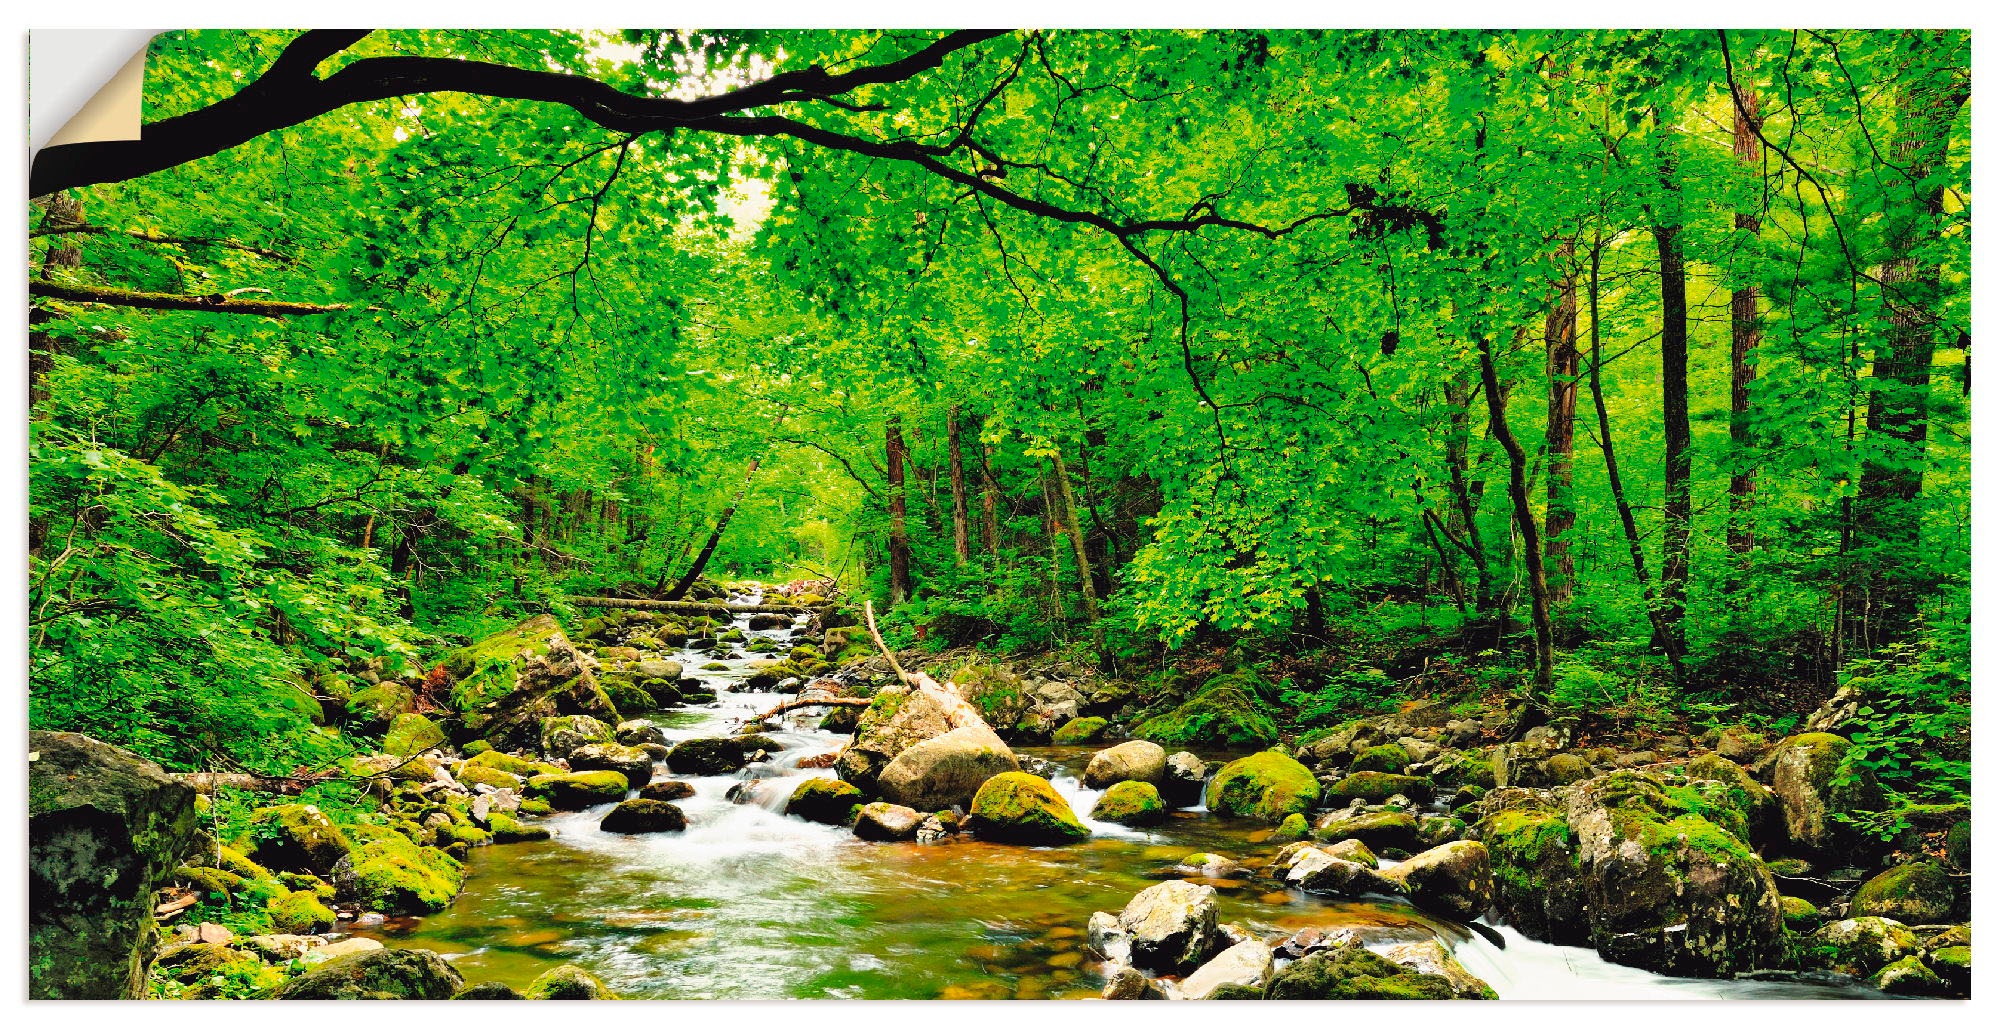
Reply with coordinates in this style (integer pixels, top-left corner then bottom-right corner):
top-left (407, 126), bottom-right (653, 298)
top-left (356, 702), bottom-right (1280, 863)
top-left (30, 589), bottom-right (1969, 1000)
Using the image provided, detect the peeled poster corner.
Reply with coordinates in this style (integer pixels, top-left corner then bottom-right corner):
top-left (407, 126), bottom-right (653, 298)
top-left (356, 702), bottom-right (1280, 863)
top-left (30, 30), bottom-right (157, 156)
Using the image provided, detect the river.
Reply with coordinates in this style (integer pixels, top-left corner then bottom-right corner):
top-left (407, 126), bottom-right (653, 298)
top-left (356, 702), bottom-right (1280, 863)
top-left (358, 601), bottom-right (1888, 1000)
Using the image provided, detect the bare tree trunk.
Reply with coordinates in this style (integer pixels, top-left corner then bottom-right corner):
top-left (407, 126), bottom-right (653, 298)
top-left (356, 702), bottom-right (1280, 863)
top-left (1050, 449), bottom-right (1104, 649)
top-left (1727, 82), bottom-right (1764, 565)
top-left (946, 405), bottom-right (972, 565)
top-left (1654, 191), bottom-right (1692, 664)
top-left (977, 436), bottom-right (1001, 555)
top-left (1588, 232), bottom-right (1686, 680)
top-left (886, 415), bottom-right (913, 607)
top-left (1473, 327), bottom-right (1554, 697)
top-left (1544, 245), bottom-right (1580, 608)
top-left (1441, 374), bottom-right (1498, 629)
top-left (660, 456), bottom-right (760, 600)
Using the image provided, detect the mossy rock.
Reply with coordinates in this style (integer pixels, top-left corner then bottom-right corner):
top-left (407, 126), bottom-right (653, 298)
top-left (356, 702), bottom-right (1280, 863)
top-left (486, 812), bottom-right (552, 843)
top-left (461, 740), bottom-right (493, 757)
top-left (785, 778), bottom-right (864, 826)
top-left (1265, 945), bottom-right (1458, 1000)
top-left (1945, 819), bottom-right (1970, 870)
top-left (1270, 812), bottom-right (1310, 843)
top-left (454, 763), bottom-right (525, 791)
top-left (1927, 945), bottom-right (1970, 992)
top-left (382, 712), bottom-right (446, 757)
top-left (525, 963), bottom-right (617, 999)
top-left (968, 772), bottom-right (1090, 844)
top-left (266, 889), bottom-right (336, 933)
top-left (599, 677), bottom-right (655, 717)
top-left (273, 948), bottom-right (466, 999)
top-left (1351, 743), bottom-right (1412, 774)
top-left (1052, 716), bottom-right (1111, 745)
top-left (178, 952), bottom-right (288, 999)
top-left (1327, 771), bottom-right (1433, 805)
top-left (1874, 955), bottom-right (1949, 996)
top-left (454, 981), bottom-right (526, 999)
top-left (244, 803), bottom-right (353, 876)
top-left (1205, 751), bottom-right (1320, 822)
top-left (1779, 896), bottom-right (1822, 933)
top-left (1430, 749), bottom-right (1498, 790)
top-left (1091, 781), bottom-right (1168, 826)
top-left (279, 871), bottom-right (337, 903)
top-left (331, 824), bottom-right (464, 914)
top-left (344, 681), bottom-right (416, 729)
top-left (1807, 917), bottom-right (1920, 977)
top-left (439, 615), bottom-right (558, 711)
top-left (464, 750), bottom-right (561, 778)
top-left (1849, 861), bottom-right (1955, 923)
top-left (1313, 809), bottom-right (1419, 851)
top-left (1473, 803), bottom-right (1586, 946)
top-left (525, 770), bottom-right (631, 810)
top-left (1133, 671), bottom-right (1279, 749)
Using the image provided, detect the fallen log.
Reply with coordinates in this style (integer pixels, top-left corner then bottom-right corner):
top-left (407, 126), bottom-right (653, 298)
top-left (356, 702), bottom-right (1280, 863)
top-left (175, 772), bottom-right (326, 795)
top-left (565, 596), bottom-right (824, 616)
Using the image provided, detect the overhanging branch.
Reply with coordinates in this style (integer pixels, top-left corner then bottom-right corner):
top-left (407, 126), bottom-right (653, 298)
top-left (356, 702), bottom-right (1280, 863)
top-left (31, 279), bottom-right (352, 316)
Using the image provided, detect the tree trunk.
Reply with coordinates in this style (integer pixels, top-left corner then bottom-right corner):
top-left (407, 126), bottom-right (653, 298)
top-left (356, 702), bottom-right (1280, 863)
top-left (1544, 244), bottom-right (1580, 608)
top-left (1856, 30), bottom-right (1965, 638)
top-left (1654, 203), bottom-right (1692, 663)
top-left (660, 456), bottom-right (760, 600)
top-left (1588, 232), bottom-right (1686, 679)
top-left (1473, 327), bottom-right (1554, 696)
top-left (886, 415), bottom-right (913, 607)
top-left (1050, 449), bottom-right (1104, 649)
top-left (946, 405), bottom-right (973, 565)
top-left (1441, 374), bottom-right (1499, 631)
top-left (1727, 82), bottom-right (1764, 565)
top-left (977, 436), bottom-right (1002, 555)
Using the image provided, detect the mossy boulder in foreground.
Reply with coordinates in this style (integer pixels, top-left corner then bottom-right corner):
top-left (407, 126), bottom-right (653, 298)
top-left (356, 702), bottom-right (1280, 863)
top-left (1264, 944), bottom-right (1460, 999)
top-left (244, 802), bottom-right (354, 876)
top-left (525, 963), bottom-right (617, 999)
top-left (1092, 780), bottom-right (1168, 826)
top-left (1205, 751), bottom-right (1320, 823)
top-left (969, 772), bottom-right (1090, 843)
top-left (274, 947), bottom-right (466, 999)
top-left (1134, 671), bottom-right (1279, 749)
top-left (330, 824), bottom-right (465, 914)
top-left (1052, 716), bottom-right (1110, 744)
top-left (29, 731), bottom-right (200, 999)
top-left (525, 770), bottom-right (631, 810)
top-left (1768, 732), bottom-right (1882, 856)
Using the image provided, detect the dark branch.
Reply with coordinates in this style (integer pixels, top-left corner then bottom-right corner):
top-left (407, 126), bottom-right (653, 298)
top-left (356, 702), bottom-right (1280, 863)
top-left (31, 279), bottom-right (352, 316)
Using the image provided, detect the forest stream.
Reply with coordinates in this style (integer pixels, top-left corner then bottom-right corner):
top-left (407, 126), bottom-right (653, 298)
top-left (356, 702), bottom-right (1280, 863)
top-left (353, 600), bottom-right (1888, 1000)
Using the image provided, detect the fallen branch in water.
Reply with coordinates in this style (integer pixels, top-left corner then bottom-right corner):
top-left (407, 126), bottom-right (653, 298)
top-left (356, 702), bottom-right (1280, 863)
top-left (745, 696), bottom-right (873, 723)
top-left (567, 595), bottom-right (820, 615)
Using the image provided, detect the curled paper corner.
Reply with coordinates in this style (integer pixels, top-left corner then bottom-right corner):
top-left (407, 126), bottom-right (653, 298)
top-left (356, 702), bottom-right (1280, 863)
top-left (31, 29), bottom-right (159, 155)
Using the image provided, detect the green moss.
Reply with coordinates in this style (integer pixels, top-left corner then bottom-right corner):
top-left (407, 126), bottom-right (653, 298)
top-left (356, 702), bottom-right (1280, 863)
top-left (1134, 671), bottom-right (1280, 749)
top-left (339, 824), bottom-right (464, 914)
top-left (382, 713), bottom-right (445, 757)
top-left (441, 616), bottom-right (559, 710)
top-left (1206, 750), bottom-right (1321, 822)
top-left (1351, 743), bottom-right (1412, 773)
top-left (461, 740), bottom-right (493, 757)
top-left (525, 963), bottom-right (617, 999)
top-left (486, 812), bottom-right (552, 843)
top-left (1327, 771), bottom-right (1432, 804)
top-left (786, 778), bottom-right (865, 826)
top-left (266, 889), bottom-right (336, 933)
top-left (1091, 781), bottom-right (1168, 826)
top-left (1052, 716), bottom-right (1110, 744)
top-left (1779, 896), bottom-right (1821, 933)
top-left (1850, 861), bottom-right (1955, 923)
top-left (969, 772), bottom-right (1090, 844)
top-left (524, 770), bottom-right (630, 809)
top-left (1270, 811), bottom-right (1311, 843)
top-left (1478, 807), bottom-right (1578, 901)
top-left (464, 750), bottom-right (560, 778)
top-left (454, 763), bottom-right (525, 791)
top-left (1265, 947), bottom-right (1459, 1000)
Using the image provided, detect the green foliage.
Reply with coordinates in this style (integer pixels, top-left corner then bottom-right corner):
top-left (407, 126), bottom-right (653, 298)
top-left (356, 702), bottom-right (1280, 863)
top-left (1279, 667), bottom-right (1399, 726)
top-left (1836, 624), bottom-right (1970, 803)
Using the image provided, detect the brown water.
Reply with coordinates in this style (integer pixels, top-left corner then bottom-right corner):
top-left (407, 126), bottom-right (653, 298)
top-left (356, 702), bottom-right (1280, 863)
top-left (358, 600), bottom-right (1889, 1000)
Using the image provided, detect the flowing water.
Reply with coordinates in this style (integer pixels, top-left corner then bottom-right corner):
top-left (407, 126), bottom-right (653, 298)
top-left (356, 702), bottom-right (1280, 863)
top-left (357, 600), bottom-right (1889, 1000)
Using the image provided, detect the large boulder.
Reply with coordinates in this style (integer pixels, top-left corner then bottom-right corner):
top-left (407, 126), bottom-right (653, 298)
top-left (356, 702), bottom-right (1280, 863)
top-left (599, 799), bottom-right (687, 834)
top-left (874, 724), bottom-right (1020, 811)
top-left (330, 824), bottom-right (465, 914)
top-left (273, 947), bottom-right (466, 999)
top-left (969, 772), bottom-right (1090, 844)
top-left (1051, 716), bottom-right (1110, 745)
top-left (1115, 880), bottom-right (1219, 973)
top-left (1474, 794), bottom-right (1587, 945)
top-left (1160, 752), bottom-right (1209, 807)
top-left (1205, 751), bottom-right (1320, 822)
top-left (1326, 771), bottom-right (1433, 804)
top-left (1767, 733), bottom-right (1883, 856)
top-left (835, 682), bottom-right (999, 794)
top-left (525, 770), bottom-right (630, 810)
top-left (1264, 944), bottom-right (1459, 999)
top-left (1175, 940), bottom-right (1274, 1000)
top-left (447, 615), bottom-right (622, 750)
top-left (244, 803), bottom-right (353, 876)
top-left (785, 778), bottom-right (864, 826)
top-left (1091, 781), bottom-right (1168, 826)
top-left (1556, 771), bottom-right (1783, 975)
top-left (1385, 840), bottom-right (1494, 921)
top-left (382, 712), bottom-right (446, 757)
top-left (665, 735), bottom-right (780, 775)
top-left (1378, 940), bottom-right (1498, 999)
top-left (1133, 671), bottom-right (1278, 749)
top-left (854, 802), bottom-right (925, 842)
top-left (539, 714), bottom-right (615, 761)
top-left (567, 742), bottom-right (655, 789)
top-left (1810, 917), bottom-right (1921, 977)
top-left (29, 731), bottom-right (200, 999)
top-left (1849, 861), bottom-right (1956, 923)
top-left (525, 963), bottom-right (617, 999)
top-left (1315, 808), bottom-right (1423, 852)
top-left (1285, 848), bottom-right (1404, 896)
top-left (1082, 740), bottom-right (1167, 789)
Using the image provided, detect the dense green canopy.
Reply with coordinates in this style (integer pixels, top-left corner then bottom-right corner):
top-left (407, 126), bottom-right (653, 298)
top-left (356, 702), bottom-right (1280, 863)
top-left (29, 29), bottom-right (1967, 803)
